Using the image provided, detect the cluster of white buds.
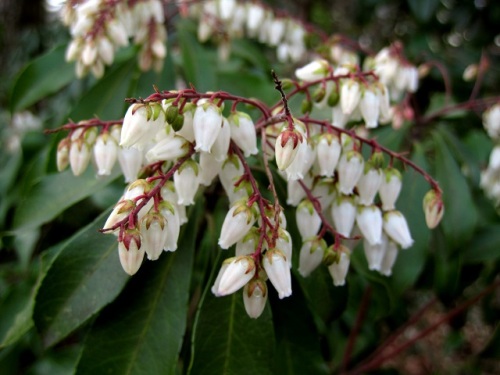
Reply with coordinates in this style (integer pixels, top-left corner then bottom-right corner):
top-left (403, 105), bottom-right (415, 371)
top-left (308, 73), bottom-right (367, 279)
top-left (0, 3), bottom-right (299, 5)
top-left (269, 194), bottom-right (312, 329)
top-left (62, 0), bottom-right (166, 78)
top-left (188, 0), bottom-right (307, 63)
top-left (55, 79), bottom-right (443, 319)
top-left (364, 43), bottom-right (419, 101)
top-left (294, 60), bottom-right (393, 129)
top-left (480, 103), bottom-right (500, 203)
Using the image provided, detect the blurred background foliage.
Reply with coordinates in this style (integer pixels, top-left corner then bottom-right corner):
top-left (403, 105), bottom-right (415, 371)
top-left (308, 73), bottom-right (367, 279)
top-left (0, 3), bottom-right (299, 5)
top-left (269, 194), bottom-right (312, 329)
top-left (0, 0), bottom-right (499, 374)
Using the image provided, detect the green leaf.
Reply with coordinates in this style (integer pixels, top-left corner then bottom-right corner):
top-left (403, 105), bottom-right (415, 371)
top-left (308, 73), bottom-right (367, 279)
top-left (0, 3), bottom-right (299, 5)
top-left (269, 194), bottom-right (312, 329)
top-left (9, 44), bottom-right (76, 113)
top-left (462, 225), bottom-right (500, 263)
top-left (189, 256), bottom-right (276, 375)
top-left (34, 211), bottom-right (129, 347)
top-left (407, 0), bottom-right (440, 23)
top-left (271, 283), bottom-right (329, 375)
top-left (74, 201), bottom-right (203, 375)
top-left (13, 167), bottom-right (120, 231)
top-left (0, 243), bottom-right (64, 348)
top-left (177, 23), bottom-right (217, 92)
top-left (433, 131), bottom-right (478, 246)
top-left (68, 58), bottom-right (137, 120)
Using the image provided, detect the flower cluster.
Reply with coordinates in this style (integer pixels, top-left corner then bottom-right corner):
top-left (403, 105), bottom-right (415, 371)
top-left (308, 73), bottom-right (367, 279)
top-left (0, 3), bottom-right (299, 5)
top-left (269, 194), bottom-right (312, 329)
top-left (62, 0), bottom-right (167, 78)
top-left (188, 0), bottom-right (307, 63)
top-left (53, 74), bottom-right (443, 319)
top-left (481, 103), bottom-right (500, 203)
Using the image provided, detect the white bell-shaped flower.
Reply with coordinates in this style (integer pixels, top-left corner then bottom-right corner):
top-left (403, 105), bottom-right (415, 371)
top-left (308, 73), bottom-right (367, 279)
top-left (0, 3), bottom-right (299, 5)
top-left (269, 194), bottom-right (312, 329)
top-left (229, 111), bottom-right (258, 157)
top-left (218, 200), bottom-right (256, 249)
top-left (263, 249), bottom-right (292, 299)
top-left (296, 199), bottom-right (322, 240)
top-left (340, 80), bottom-right (361, 115)
top-left (332, 104), bottom-right (349, 128)
top-left (275, 229), bottom-right (293, 268)
top-left (295, 59), bottom-right (329, 82)
top-left (379, 168), bottom-right (402, 210)
top-left (380, 240), bottom-right (399, 276)
top-left (69, 138), bottom-right (91, 176)
top-left (311, 178), bottom-right (336, 211)
top-left (199, 152), bottom-right (223, 186)
top-left (363, 233), bottom-right (388, 271)
top-left (173, 161), bottom-right (200, 206)
top-left (483, 103), bottom-right (500, 140)
top-left (285, 138), bottom-right (314, 181)
top-left (286, 174), bottom-right (312, 206)
top-left (94, 132), bottom-right (118, 176)
top-left (193, 101), bottom-right (223, 153)
top-left (356, 205), bottom-right (383, 246)
top-left (120, 103), bottom-right (164, 149)
top-left (118, 147), bottom-right (143, 183)
top-left (383, 210), bottom-right (414, 249)
top-left (316, 133), bottom-right (341, 177)
top-left (159, 201), bottom-right (180, 252)
top-left (211, 117), bottom-right (231, 161)
top-left (217, 256), bottom-right (256, 296)
top-left (327, 247), bottom-right (350, 286)
top-left (243, 279), bottom-right (267, 319)
top-left (359, 87), bottom-right (380, 128)
top-left (331, 194), bottom-right (357, 237)
top-left (141, 212), bottom-right (168, 260)
top-left (145, 135), bottom-right (189, 163)
top-left (298, 238), bottom-right (326, 277)
top-left (275, 127), bottom-right (304, 170)
top-left (235, 227), bottom-right (259, 256)
top-left (337, 150), bottom-right (364, 195)
top-left (118, 231), bottom-right (144, 276)
top-left (357, 166), bottom-right (382, 206)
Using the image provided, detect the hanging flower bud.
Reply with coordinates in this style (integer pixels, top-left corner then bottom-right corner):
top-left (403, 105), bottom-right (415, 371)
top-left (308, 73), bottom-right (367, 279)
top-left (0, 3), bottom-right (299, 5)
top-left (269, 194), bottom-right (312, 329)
top-left (141, 211), bottom-right (168, 261)
top-left (69, 138), bottom-right (91, 176)
top-left (316, 132), bottom-right (341, 177)
top-left (102, 199), bottom-right (135, 234)
top-left (363, 234), bottom-right (388, 271)
top-left (379, 168), bottom-right (402, 210)
top-left (120, 103), bottom-right (164, 149)
top-left (235, 227), bottom-right (260, 256)
top-left (337, 150), bottom-right (364, 195)
top-left (311, 178), bottom-right (336, 210)
top-left (275, 126), bottom-right (304, 170)
top-left (218, 200), bottom-right (256, 249)
top-left (263, 249), bottom-right (292, 299)
top-left (216, 256), bottom-right (256, 296)
top-left (423, 189), bottom-right (444, 229)
top-left (332, 104), bottom-right (349, 128)
top-left (356, 205), bottom-right (383, 246)
top-left (327, 245), bottom-right (351, 286)
top-left (340, 80), bottom-right (361, 115)
top-left (199, 152), bottom-right (223, 186)
top-left (298, 238), bottom-right (327, 277)
top-left (243, 278), bottom-right (267, 319)
top-left (295, 59), bottom-right (329, 82)
top-left (331, 194), bottom-right (357, 237)
top-left (359, 87), bottom-right (380, 128)
top-left (145, 135), bottom-right (190, 163)
top-left (380, 240), bottom-right (399, 276)
top-left (275, 228), bottom-right (293, 268)
top-left (93, 132), bottom-right (118, 176)
top-left (118, 147), bottom-right (143, 183)
top-left (193, 101), bottom-right (223, 153)
top-left (229, 111), bottom-right (258, 157)
top-left (383, 210), bottom-right (414, 249)
top-left (158, 201), bottom-right (180, 252)
top-left (57, 138), bottom-right (70, 172)
top-left (176, 103), bottom-right (196, 142)
top-left (285, 137), bottom-right (314, 181)
top-left (173, 160), bottom-right (200, 206)
top-left (296, 199), bottom-right (322, 240)
top-left (118, 228), bottom-right (144, 275)
top-left (211, 117), bottom-right (231, 161)
top-left (483, 103), bottom-right (500, 140)
top-left (357, 151), bottom-right (384, 206)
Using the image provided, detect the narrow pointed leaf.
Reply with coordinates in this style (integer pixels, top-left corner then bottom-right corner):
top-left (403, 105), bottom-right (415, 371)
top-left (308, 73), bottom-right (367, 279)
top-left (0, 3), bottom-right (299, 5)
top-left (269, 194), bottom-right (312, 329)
top-left (74, 201), bottom-right (203, 375)
top-left (189, 260), bottom-right (275, 375)
top-left (34, 211), bottom-right (129, 347)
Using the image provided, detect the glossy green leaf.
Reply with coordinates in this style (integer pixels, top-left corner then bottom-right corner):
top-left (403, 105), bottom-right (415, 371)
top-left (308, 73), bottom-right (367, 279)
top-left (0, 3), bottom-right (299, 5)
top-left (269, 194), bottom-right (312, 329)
top-left (9, 44), bottom-right (75, 113)
top-left (462, 225), bottom-right (500, 263)
top-left (68, 58), bottom-right (137, 120)
top-left (75, 201), bottom-right (203, 375)
top-left (34, 211), bottom-right (129, 347)
top-left (408, 0), bottom-right (440, 22)
top-left (271, 282), bottom-right (329, 375)
top-left (177, 24), bottom-right (217, 92)
top-left (433, 131), bottom-right (478, 246)
top-left (189, 256), bottom-right (275, 375)
top-left (13, 167), bottom-right (120, 231)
